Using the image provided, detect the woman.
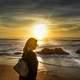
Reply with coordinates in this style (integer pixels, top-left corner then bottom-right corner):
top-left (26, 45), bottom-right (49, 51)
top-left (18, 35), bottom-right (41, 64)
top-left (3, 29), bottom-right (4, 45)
top-left (19, 38), bottom-right (38, 80)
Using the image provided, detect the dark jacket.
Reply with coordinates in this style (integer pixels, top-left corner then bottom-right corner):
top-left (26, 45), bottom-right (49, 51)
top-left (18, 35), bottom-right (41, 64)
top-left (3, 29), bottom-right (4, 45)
top-left (19, 50), bottom-right (38, 80)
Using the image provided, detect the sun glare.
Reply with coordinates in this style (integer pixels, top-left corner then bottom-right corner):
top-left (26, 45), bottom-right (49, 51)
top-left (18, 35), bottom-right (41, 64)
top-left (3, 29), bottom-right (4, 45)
top-left (32, 23), bottom-right (48, 40)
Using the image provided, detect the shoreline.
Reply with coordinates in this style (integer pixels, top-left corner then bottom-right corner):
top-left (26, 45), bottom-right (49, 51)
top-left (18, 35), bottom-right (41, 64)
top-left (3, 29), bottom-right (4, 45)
top-left (0, 54), bottom-right (80, 80)
top-left (0, 64), bottom-right (80, 80)
top-left (0, 64), bottom-right (54, 80)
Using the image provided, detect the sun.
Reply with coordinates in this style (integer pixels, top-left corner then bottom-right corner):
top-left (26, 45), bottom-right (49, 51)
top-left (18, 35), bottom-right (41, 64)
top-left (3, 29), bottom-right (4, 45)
top-left (32, 23), bottom-right (48, 40)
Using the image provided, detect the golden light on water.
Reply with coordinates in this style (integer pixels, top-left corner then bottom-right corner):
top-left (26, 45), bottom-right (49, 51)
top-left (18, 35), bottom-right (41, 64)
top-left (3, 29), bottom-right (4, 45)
top-left (32, 23), bottom-right (48, 40)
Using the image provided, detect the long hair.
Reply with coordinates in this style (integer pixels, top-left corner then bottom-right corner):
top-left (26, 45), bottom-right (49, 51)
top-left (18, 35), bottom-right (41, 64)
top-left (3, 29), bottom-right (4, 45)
top-left (23, 38), bottom-right (37, 53)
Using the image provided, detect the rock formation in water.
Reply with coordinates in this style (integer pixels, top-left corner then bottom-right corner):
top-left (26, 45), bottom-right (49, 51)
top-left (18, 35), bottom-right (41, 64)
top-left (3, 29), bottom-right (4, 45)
top-left (76, 49), bottom-right (80, 54)
top-left (38, 48), bottom-right (69, 55)
top-left (14, 52), bottom-right (22, 55)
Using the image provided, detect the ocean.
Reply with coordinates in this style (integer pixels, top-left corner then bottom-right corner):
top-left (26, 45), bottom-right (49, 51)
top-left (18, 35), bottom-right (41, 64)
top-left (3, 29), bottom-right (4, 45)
top-left (0, 38), bottom-right (80, 72)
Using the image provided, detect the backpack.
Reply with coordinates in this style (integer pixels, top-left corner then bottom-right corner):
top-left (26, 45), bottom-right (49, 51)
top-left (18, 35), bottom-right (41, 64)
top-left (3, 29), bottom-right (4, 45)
top-left (13, 59), bottom-right (29, 77)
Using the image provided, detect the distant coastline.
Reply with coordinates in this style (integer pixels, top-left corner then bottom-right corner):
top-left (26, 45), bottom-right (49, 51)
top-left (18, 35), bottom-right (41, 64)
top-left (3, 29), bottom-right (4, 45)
top-left (0, 37), bottom-right (80, 40)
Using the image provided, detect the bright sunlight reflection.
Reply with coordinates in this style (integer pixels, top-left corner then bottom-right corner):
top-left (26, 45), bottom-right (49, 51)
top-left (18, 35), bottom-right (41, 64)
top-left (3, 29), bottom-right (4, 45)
top-left (32, 23), bottom-right (48, 40)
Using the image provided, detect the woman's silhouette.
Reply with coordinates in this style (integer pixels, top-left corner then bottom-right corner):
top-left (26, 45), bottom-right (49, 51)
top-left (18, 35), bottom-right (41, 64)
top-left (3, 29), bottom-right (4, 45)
top-left (19, 38), bottom-right (38, 80)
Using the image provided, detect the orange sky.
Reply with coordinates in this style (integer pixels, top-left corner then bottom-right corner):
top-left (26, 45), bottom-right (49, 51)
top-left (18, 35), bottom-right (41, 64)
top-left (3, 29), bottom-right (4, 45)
top-left (0, 20), bottom-right (80, 39)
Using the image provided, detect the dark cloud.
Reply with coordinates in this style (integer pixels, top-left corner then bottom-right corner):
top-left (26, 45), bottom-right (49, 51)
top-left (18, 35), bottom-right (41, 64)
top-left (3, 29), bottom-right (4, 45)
top-left (0, 0), bottom-right (80, 18)
top-left (0, 0), bottom-right (80, 31)
top-left (1, 0), bottom-right (79, 5)
top-left (0, 0), bottom-right (37, 6)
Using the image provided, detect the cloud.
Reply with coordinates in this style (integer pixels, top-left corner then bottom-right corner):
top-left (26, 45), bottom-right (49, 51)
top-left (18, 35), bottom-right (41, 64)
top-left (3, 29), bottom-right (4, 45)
top-left (0, 0), bottom-right (80, 29)
top-left (0, 0), bottom-right (80, 17)
top-left (0, 15), bottom-right (36, 27)
top-left (56, 23), bottom-right (80, 32)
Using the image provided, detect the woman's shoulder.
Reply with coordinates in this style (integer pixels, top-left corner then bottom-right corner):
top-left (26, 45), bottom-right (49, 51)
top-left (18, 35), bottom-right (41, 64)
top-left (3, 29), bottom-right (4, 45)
top-left (28, 50), bottom-right (37, 57)
top-left (22, 50), bottom-right (36, 58)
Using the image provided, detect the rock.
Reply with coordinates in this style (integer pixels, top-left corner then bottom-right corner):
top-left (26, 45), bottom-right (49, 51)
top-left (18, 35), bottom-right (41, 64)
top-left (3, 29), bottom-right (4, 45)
top-left (38, 48), bottom-right (69, 55)
top-left (14, 52), bottom-right (22, 55)
top-left (76, 49), bottom-right (80, 54)
top-left (39, 48), bottom-right (54, 55)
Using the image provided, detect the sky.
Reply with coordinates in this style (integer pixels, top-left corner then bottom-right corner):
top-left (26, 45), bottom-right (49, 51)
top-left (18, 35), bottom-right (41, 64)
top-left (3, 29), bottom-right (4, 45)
top-left (0, 0), bottom-right (80, 39)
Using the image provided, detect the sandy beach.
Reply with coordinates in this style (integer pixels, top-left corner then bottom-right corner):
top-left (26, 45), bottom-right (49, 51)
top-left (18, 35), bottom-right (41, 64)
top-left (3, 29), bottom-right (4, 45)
top-left (0, 64), bottom-right (80, 80)
top-left (0, 64), bottom-right (54, 80)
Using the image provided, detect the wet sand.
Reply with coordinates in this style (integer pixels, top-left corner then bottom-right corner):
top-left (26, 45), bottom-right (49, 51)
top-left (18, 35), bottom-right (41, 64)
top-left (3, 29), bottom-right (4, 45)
top-left (0, 64), bottom-right (80, 80)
